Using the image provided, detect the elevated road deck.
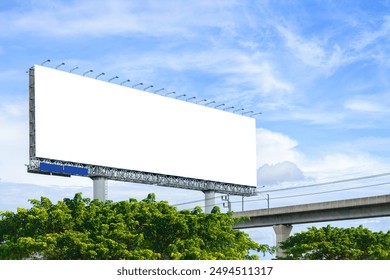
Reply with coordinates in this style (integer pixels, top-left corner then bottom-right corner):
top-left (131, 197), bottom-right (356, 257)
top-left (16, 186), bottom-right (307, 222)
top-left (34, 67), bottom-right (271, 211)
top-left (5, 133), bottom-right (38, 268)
top-left (233, 194), bottom-right (390, 229)
top-left (233, 194), bottom-right (390, 257)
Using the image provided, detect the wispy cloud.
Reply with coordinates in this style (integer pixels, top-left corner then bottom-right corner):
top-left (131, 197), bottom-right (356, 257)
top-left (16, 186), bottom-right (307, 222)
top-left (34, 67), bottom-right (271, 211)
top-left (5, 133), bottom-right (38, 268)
top-left (345, 92), bottom-right (390, 114)
top-left (276, 24), bottom-right (348, 75)
top-left (0, 0), bottom-right (241, 38)
top-left (95, 47), bottom-right (292, 111)
top-left (351, 16), bottom-right (390, 52)
top-left (345, 99), bottom-right (385, 113)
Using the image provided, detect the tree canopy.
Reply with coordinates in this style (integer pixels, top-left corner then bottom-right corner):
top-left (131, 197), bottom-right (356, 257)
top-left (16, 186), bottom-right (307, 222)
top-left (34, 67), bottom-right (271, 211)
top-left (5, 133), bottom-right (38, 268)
top-left (0, 193), bottom-right (271, 260)
top-left (277, 225), bottom-right (390, 260)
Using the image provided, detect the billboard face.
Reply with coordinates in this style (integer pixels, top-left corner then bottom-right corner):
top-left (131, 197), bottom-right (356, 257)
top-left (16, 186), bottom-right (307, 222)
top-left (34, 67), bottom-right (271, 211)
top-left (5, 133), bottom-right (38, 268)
top-left (33, 65), bottom-right (257, 186)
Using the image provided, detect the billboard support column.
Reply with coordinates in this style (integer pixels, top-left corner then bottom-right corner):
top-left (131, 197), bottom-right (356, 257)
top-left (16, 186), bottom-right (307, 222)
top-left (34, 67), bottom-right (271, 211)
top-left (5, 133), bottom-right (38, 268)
top-left (92, 176), bottom-right (108, 201)
top-left (203, 190), bottom-right (216, 213)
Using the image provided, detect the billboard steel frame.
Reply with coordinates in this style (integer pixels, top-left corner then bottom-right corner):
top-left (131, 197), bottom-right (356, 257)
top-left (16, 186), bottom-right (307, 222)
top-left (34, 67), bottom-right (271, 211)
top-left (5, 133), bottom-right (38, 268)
top-left (28, 66), bottom-right (257, 197)
top-left (27, 158), bottom-right (257, 196)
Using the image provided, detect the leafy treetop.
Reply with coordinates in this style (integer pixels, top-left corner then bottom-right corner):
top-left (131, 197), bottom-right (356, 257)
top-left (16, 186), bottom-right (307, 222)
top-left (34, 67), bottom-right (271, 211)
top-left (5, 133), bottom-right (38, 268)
top-left (0, 193), bottom-right (272, 260)
top-left (277, 225), bottom-right (390, 260)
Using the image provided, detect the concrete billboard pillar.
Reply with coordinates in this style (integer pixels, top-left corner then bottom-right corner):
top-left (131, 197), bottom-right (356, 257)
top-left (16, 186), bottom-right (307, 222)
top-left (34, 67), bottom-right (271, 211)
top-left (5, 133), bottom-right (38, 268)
top-left (273, 224), bottom-right (293, 258)
top-left (203, 190), bottom-right (216, 214)
top-left (92, 176), bottom-right (108, 201)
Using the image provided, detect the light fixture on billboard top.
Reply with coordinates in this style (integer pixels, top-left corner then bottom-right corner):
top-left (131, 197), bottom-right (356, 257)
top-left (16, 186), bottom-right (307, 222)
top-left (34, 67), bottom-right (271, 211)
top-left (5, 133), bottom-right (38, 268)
top-left (205, 101), bottom-right (216, 106)
top-left (132, 82), bottom-right (143, 88)
top-left (175, 94), bottom-right (186, 99)
top-left (41, 59), bottom-right (50, 65)
top-left (195, 99), bottom-right (207, 104)
top-left (95, 72), bottom-right (105, 79)
top-left (154, 88), bottom-right (165, 94)
top-left (143, 85), bottom-right (154, 91)
top-left (55, 62), bottom-right (65, 69)
top-left (120, 79), bottom-right (131, 85)
top-left (108, 76), bottom-right (119, 82)
top-left (83, 69), bottom-right (93, 76)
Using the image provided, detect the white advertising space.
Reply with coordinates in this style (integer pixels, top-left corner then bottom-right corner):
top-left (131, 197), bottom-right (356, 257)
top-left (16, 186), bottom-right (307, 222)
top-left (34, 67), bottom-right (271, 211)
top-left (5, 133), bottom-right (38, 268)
top-left (33, 65), bottom-right (257, 186)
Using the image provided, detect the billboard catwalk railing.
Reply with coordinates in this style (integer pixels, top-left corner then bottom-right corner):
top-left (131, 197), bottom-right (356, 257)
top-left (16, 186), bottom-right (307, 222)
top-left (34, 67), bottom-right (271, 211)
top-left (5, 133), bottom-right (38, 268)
top-left (27, 158), bottom-right (256, 196)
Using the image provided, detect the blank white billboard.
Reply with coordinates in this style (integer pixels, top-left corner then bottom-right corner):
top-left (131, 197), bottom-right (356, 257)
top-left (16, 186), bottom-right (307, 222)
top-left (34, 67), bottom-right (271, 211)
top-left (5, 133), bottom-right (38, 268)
top-left (33, 65), bottom-right (257, 186)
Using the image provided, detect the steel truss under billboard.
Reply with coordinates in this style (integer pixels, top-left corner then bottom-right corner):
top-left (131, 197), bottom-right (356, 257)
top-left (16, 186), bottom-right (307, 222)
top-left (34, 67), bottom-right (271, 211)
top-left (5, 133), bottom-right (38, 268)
top-left (28, 65), bottom-right (257, 196)
top-left (27, 158), bottom-right (256, 196)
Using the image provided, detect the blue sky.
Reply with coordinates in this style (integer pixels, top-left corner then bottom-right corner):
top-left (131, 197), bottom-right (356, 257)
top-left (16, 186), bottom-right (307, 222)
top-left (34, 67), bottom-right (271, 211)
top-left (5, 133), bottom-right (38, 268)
top-left (1, 0), bottom-right (390, 258)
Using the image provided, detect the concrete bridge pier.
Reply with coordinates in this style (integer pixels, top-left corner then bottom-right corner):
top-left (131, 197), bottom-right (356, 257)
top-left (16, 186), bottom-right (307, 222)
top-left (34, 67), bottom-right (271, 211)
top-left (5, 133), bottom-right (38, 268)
top-left (273, 224), bottom-right (293, 258)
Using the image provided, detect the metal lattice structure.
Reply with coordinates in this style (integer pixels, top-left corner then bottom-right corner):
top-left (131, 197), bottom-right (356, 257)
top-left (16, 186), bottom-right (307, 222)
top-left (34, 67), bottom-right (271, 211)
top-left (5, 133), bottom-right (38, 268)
top-left (29, 67), bottom-right (36, 160)
top-left (27, 158), bottom-right (257, 196)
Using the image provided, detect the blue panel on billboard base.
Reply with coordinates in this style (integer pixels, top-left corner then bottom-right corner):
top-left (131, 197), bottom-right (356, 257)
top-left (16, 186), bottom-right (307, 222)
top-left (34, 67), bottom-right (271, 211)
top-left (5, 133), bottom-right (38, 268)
top-left (63, 165), bottom-right (89, 176)
top-left (39, 162), bottom-right (88, 176)
top-left (40, 162), bottom-right (64, 173)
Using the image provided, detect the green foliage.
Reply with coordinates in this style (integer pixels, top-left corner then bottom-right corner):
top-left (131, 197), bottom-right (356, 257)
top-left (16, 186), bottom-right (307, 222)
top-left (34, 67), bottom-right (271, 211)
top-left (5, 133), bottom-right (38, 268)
top-left (277, 225), bottom-right (390, 260)
top-left (0, 193), bottom-right (272, 260)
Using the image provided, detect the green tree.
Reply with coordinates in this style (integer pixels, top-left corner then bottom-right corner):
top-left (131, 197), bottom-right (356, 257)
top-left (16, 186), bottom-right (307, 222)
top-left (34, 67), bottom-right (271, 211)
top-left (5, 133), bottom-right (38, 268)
top-left (277, 225), bottom-right (390, 260)
top-left (0, 193), bottom-right (272, 260)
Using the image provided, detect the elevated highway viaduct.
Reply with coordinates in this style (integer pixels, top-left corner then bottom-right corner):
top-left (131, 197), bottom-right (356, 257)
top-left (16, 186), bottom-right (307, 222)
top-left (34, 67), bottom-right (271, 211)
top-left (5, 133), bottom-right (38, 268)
top-left (233, 194), bottom-right (390, 257)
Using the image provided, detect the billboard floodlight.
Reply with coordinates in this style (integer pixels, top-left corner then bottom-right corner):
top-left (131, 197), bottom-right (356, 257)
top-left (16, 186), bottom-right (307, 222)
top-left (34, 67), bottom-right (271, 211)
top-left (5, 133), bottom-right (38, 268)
top-left (242, 110), bottom-right (253, 115)
top-left (120, 79), bottom-right (130, 85)
top-left (143, 85), bottom-right (154, 91)
top-left (250, 112), bottom-right (262, 117)
top-left (205, 101), bottom-right (216, 106)
top-left (233, 108), bottom-right (244, 113)
top-left (215, 103), bottom-right (225, 108)
top-left (83, 70), bottom-right (93, 76)
top-left (223, 106), bottom-right (234, 111)
top-left (165, 91), bottom-right (175, 96)
top-left (186, 96), bottom-right (196, 101)
top-left (154, 88), bottom-right (164, 94)
top-left (95, 72), bottom-right (105, 79)
top-left (69, 67), bottom-right (79, 73)
top-left (41, 59), bottom-right (50, 65)
top-left (175, 94), bottom-right (186, 99)
top-left (195, 99), bottom-right (207, 104)
top-left (108, 76), bottom-right (119, 82)
top-left (132, 82), bottom-right (143, 88)
top-left (55, 62), bottom-right (65, 69)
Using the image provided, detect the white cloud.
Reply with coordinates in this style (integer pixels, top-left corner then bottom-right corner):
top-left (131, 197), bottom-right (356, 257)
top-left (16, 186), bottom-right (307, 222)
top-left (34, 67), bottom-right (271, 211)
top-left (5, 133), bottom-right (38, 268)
top-left (281, 108), bottom-right (345, 125)
top-left (345, 93), bottom-right (390, 114)
top-left (0, 101), bottom-right (26, 147)
top-left (0, 0), bottom-right (241, 38)
top-left (345, 99), bottom-right (384, 112)
top-left (351, 137), bottom-right (390, 154)
top-left (300, 152), bottom-right (387, 182)
top-left (101, 47), bottom-right (292, 110)
top-left (255, 128), bottom-right (390, 187)
top-left (257, 161), bottom-right (305, 186)
top-left (276, 25), bottom-right (349, 75)
top-left (256, 128), bottom-right (303, 167)
top-left (224, 55), bottom-right (292, 94)
top-left (0, 1), bottom-right (139, 37)
top-left (352, 16), bottom-right (390, 52)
